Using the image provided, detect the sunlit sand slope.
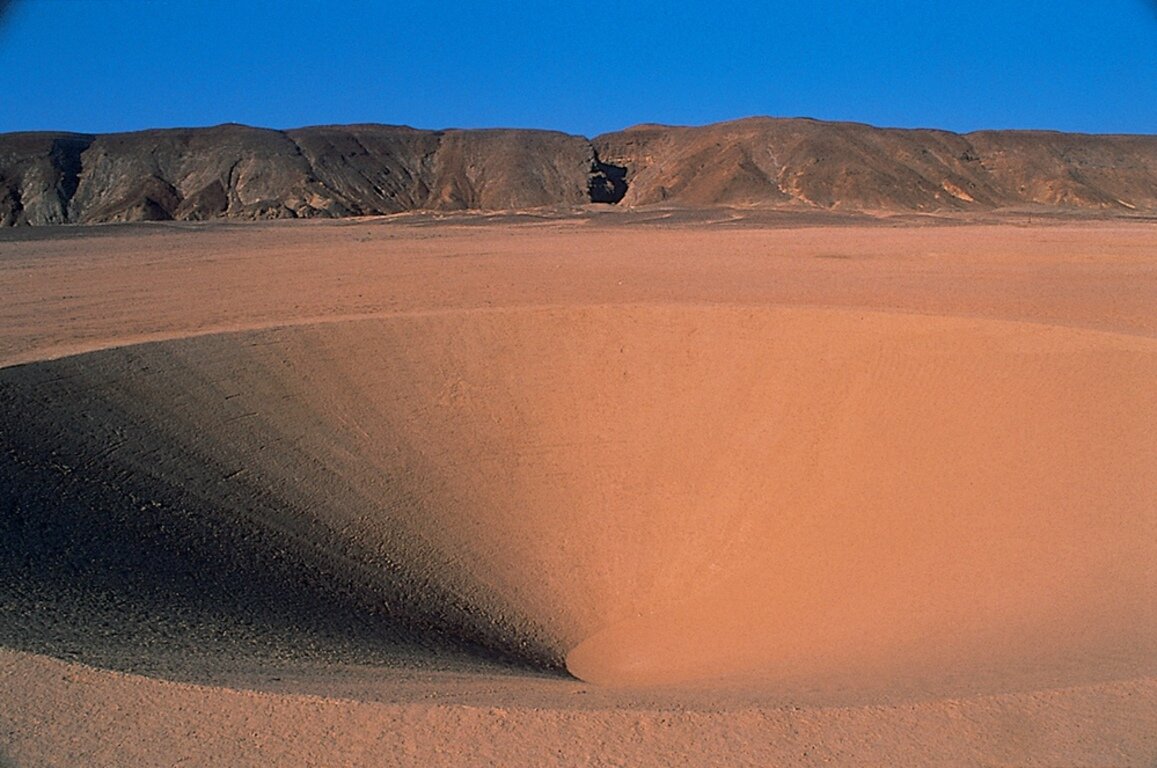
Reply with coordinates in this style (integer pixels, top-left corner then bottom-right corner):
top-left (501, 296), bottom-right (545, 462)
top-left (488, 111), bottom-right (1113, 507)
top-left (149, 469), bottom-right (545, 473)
top-left (4, 305), bottom-right (1153, 691)
top-left (2, 649), bottom-right (1155, 768)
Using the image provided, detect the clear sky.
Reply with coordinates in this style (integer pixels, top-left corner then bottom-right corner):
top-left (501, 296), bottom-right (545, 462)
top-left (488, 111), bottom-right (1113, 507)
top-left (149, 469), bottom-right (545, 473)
top-left (1, 0), bottom-right (1154, 137)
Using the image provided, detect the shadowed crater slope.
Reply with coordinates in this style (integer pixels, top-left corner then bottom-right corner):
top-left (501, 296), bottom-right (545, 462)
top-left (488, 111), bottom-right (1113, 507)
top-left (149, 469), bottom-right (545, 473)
top-left (2, 306), bottom-right (1154, 690)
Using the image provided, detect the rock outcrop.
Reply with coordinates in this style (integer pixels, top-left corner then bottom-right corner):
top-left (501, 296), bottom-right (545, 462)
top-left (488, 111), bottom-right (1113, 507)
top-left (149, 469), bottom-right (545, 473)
top-left (0, 124), bottom-right (612, 225)
top-left (1, 117), bottom-right (1154, 225)
top-left (592, 117), bottom-right (1157, 212)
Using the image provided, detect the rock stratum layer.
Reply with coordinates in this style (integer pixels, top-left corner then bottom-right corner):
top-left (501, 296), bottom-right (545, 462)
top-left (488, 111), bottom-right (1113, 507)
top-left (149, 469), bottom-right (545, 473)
top-left (1, 117), bottom-right (1155, 225)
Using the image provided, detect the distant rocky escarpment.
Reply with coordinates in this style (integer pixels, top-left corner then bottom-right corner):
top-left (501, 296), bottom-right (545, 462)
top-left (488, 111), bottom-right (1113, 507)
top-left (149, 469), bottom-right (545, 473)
top-left (0, 124), bottom-right (614, 226)
top-left (593, 118), bottom-right (1157, 212)
top-left (1, 117), bottom-right (1155, 225)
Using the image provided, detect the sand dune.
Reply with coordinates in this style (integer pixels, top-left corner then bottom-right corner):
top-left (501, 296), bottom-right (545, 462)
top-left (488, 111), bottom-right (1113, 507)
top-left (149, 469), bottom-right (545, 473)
top-left (1, 218), bottom-right (1155, 765)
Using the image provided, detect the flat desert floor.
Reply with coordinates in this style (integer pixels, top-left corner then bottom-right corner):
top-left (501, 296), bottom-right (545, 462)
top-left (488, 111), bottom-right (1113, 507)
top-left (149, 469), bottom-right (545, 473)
top-left (1, 210), bottom-right (1155, 766)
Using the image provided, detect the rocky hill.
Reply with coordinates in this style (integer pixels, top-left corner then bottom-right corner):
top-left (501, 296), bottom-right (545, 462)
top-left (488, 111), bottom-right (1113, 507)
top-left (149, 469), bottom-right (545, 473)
top-left (1, 117), bottom-right (1154, 225)
top-left (593, 117), bottom-right (1157, 212)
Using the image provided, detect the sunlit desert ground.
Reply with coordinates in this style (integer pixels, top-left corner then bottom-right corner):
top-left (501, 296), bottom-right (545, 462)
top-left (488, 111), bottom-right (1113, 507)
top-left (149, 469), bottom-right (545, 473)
top-left (2, 210), bottom-right (1154, 766)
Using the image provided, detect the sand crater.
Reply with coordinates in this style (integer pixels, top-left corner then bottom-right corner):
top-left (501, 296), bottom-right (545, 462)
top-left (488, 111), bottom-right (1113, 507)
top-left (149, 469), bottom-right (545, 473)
top-left (2, 304), bottom-right (1154, 692)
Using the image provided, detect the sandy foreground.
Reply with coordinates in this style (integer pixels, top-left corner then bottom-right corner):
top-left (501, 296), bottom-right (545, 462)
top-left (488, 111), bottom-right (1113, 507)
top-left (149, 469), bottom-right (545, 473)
top-left (1, 210), bottom-right (1155, 766)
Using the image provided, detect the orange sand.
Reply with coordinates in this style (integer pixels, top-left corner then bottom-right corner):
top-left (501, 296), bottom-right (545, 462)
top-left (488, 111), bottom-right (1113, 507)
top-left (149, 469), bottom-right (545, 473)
top-left (1, 212), bottom-right (1154, 766)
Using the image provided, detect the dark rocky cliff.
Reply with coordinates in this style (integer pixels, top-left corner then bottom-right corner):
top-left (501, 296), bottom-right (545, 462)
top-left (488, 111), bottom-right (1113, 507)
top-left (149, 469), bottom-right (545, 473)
top-left (0, 124), bottom-right (612, 225)
top-left (1, 117), bottom-right (1154, 225)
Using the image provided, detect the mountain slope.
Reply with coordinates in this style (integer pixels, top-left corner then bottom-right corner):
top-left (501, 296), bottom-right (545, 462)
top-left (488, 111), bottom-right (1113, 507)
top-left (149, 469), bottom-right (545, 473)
top-left (1, 117), bottom-right (1154, 225)
top-left (592, 117), bottom-right (1157, 212)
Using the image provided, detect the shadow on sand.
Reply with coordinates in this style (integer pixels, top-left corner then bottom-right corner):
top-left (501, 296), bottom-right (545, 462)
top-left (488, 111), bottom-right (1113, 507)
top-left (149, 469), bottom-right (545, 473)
top-left (0, 348), bottom-right (564, 683)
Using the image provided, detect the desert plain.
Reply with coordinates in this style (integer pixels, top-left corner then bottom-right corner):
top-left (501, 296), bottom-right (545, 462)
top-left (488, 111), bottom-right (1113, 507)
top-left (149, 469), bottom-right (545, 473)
top-left (0, 209), bottom-right (1155, 766)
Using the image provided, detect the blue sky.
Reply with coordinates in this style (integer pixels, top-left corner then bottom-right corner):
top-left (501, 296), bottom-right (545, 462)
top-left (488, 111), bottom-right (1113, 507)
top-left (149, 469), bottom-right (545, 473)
top-left (1, 0), bottom-right (1154, 137)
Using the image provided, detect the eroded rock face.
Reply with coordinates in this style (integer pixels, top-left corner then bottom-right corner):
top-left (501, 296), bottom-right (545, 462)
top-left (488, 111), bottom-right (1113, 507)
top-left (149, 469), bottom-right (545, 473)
top-left (1, 117), bottom-right (1155, 225)
top-left (591, 117), bottom-right (1157, 212)
top-left (0, 133), bottom-right (92, 225)
top-left (0, 124), bottom-right (609, 225)
top-left (67, 124), bottom-right (356, 223)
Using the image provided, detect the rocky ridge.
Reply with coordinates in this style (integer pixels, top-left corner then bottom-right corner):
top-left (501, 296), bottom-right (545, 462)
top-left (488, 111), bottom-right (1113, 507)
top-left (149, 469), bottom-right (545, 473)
top-left (1, 117), bottom-right (1154, 225)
